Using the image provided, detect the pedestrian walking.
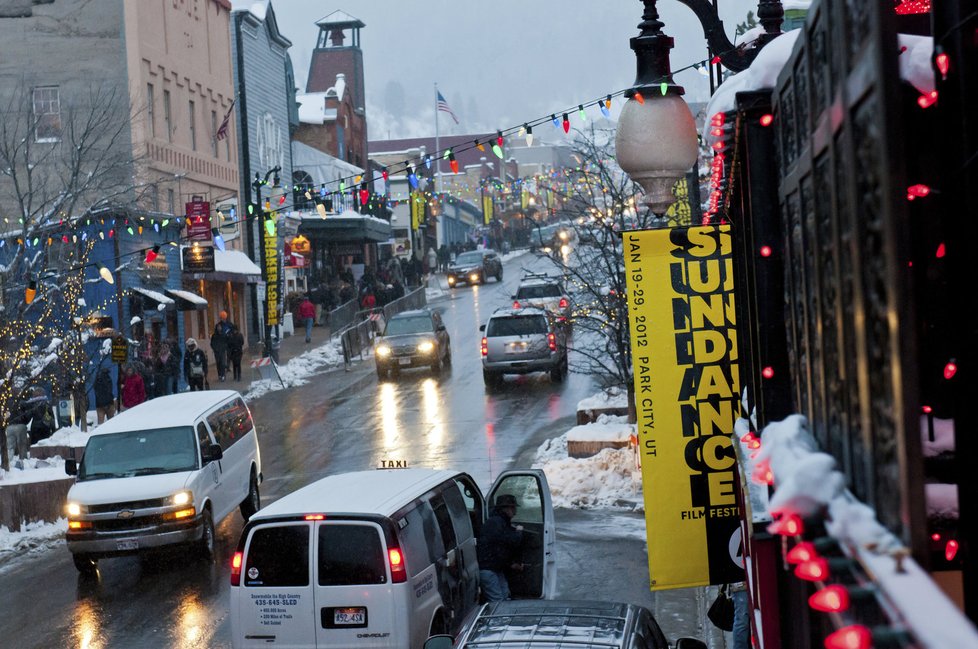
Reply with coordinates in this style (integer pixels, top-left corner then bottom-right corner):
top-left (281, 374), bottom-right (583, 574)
top-left (212, 310), bottom-right (235, 382)
top-left (360, 290), bottom-right (376, 310)
top-left (165, 338), bottom-right (182, 393)
top-left (121, 364), bottom-right (146, 410)
top-left (94, 367), bottom-right (116, 424)
top-left (476, 494), bottom-right (525, 602)
top-left (427, 247), bottom-right (438, 275)
top-left (153, 342), bottom-right (174, 398)
top-left (228, 327), bottom-right (244, 381)
top-left (184, 338), bottom-right (209, 391)
top-left (298, 294), bottom-right (316, 343)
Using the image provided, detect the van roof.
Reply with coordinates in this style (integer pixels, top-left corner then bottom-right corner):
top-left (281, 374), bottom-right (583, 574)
top-left (252, 468), bottom-right (461, 520)
top-left (88, 390), bottom-right (241, 436)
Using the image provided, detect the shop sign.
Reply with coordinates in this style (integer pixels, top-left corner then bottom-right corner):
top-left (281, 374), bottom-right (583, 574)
top-left (263, 223), bottom-right (279, 326)
top-left (624, 225), bottom-right (742, 590)
top-left (138, 258), bottom-right (170, 287)
top-left (111, 336), bottom-right (129, 363)
top-left (183, 245), bottom-right (216, 274)
top-left (186, 197), bottom-right (212, 241)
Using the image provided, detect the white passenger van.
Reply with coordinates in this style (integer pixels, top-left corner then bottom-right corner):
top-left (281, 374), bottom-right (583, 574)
top-left (229, 467), bottom-right (555, 649)
top-left (64, 390), bottom-right (262, 574)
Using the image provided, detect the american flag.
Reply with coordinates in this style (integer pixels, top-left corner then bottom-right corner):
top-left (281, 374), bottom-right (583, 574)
top-left (436, 91), bottom-right (459, 125)
top-left (215, 99), bottom-right (235, 140)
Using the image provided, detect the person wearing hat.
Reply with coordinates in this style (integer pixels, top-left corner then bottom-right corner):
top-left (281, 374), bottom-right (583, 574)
top-left (476, 493), bottom-right (525, 602)
top-left (212, 310), bottom-right (235, 382)
top-left (184, 338), bottom-right (209, 391)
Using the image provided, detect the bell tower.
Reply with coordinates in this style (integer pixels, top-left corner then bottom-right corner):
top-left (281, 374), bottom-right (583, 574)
top-left (306, 10), bottom-right (365, 112)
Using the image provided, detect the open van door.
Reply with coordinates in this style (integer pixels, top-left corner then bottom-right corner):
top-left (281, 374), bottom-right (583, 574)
top-left (486, 469), bottom-right (555, 599)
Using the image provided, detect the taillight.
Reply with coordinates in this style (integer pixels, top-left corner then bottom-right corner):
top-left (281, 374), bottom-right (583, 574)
top-left (558, 297), bottom-right (568, 309)
top-left (388, 547), bottom-right (407, 583)
top-left (230, 551), bottom-right (243, 586)
top-left (513, 300), bottom-right (521, 308)
top-left (304, 514), bottom-right (325, 520)
top-left (548, 333), bottom-right (557, 351)
top-left (481, 337), bottom-right (488, 356)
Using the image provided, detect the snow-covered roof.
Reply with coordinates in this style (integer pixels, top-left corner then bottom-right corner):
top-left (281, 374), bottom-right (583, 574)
top-left (215, 250), bottom-right (262, 277)
top-left (131, 286), bottom-right (174, 305)
top-left (87, 391), bottom-right (242, 435)
top-left (783, 0), bottom-right (811, 9)
top-left (704, 30), bottom-right (935, 142)
top-left (315, 10), bottom-right (364, 28)
top-left (229, 0), bottom-right (268, 20)
top-left (297, 92), bottom-right (328, 124)
top-left (166, 288), bottom-right (208, 306)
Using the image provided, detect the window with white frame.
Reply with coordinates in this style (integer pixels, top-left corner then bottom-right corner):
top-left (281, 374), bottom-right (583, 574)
top-left (32, 86), bottom-right (61, 142)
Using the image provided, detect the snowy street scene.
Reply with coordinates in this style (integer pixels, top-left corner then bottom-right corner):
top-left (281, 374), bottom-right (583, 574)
top-left (3, 1), bottom-right (978, 648)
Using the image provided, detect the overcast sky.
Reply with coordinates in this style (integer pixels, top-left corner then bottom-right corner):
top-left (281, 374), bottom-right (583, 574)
top-left (274, 1), bottom-right (757, 141)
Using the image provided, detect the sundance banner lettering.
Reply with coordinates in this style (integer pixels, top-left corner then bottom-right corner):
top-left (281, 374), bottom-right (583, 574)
top-left (264, 224), bottom-right (280, 326)
top-left (624, 226), bottom-right (742, 590)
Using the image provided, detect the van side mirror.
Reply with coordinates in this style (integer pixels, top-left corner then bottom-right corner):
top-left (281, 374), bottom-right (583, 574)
top-left (201, 443), bottom-right (223, 464)
top-left (423, 637), bottom-right (453, 649)
top-left (479, 324), bottom-right (486, 332)
top-left (65, 459), bottom-right (77, 476)
top-left (675, 639), bottom-right (708, 649)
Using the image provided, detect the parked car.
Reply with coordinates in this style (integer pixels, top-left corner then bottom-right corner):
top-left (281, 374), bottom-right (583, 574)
top-left (424, 599), bottom-right (708, 649)
top-left (447, 249), bottom-right (503, 286)
top-left (481, 306), bottom-right (569, 385)
top-left (229, 467), bottom-right (555, 649)
top-left (64, 390), bottom-right (262, 574)
top-left (512, 273), bottom-right (572, 324)
top-left (374, 308), bottom-right (451, 378)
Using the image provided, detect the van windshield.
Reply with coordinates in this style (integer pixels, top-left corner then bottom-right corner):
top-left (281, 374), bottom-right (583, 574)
top-left (78, 427), bottom-right (198, 481)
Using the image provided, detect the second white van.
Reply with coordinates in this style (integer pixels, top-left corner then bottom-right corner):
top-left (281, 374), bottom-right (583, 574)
top-left (229, 467), bottom-right (555, 649)
top-left (64, 390), bottom-right (262, 574)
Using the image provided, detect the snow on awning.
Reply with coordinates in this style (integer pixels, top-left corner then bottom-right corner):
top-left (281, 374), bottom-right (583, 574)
top-left (165, 288), bottom-right (208, 312)
top-left (131, 286), bottom-right (175, 311)
top-left (215, 250), bottom-right (262, 280)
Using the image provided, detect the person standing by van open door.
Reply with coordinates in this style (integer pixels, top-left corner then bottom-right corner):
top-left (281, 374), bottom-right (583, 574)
top-left (477, 494), bottom-right (525, 602)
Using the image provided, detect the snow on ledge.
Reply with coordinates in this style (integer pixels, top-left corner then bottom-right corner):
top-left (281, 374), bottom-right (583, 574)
top-left (577, 387), bottom-right (628, 412)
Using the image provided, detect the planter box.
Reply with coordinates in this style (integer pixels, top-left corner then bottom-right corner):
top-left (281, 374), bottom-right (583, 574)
top-left (28, 444), bottom-right (84, 462)
top-left (576, 406), bottom-right (629, 425)
top-left (566, 422), bottom-right (635, 459)
top-left (0, 476), bottom-right (74, 532)
top-left (567, 439), bottom-right (632, 459)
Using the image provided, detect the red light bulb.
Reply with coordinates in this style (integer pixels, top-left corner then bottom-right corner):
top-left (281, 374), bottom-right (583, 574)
top-left (634, 92), bottom-right (645, 105)
top-left (759, 245), bottom-right (772, 257)
top-left (747, 436), bottom-right (761, 450)
top-left (497, 131), bottom-right (504, 147)
top-left (769, 513), bottom-right (804, 537)
top-left (740, 431), bottom-right (757, 444)
top-left (562, 114), bottom-right (570, 133)
top-left (450, 159), bottom-right (459, 174)
top-left (906, 184), bottom-right (931, 199)
top-left (931, 532), bottom-right (941, 541)
top-left (824, 625), bottom-right (872, 649)
top-left (762, 366), bottom-right (775, 379)
top-left (759, 114), bottom-right (774, 126)
top-left (360, 189), bottom-right (369, 205)
top-left (922, 405), bottom-right (933, 414)
top-left (946, 539), bottom-right (960, 561)
top-left (711, 55), bottom-right (721, 64)
top-left (382, 168), bottom-right (389, 182)
top-left (935, 51), bottom-right (949, 79)
top-left (936, 242), bottom-right (946, 258)
top-left (752, 463), bottom-right (774, 486)
top-left (943, 361), bottom-right (957, 379)
top-left (809, 584), bottom-right (850, 613)
top-left (711, 112), bottom-right (726, 126)
top-left (786, 542), bottom-right (819, 565)
top-left (794, 557), bottom-right (829, 581)
top-left (918, 90), bottom-right (938, 108)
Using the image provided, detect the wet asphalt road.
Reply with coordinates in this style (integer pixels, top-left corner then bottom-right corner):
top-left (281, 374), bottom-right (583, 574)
top-left (0, 251), bottom-right (676, 649)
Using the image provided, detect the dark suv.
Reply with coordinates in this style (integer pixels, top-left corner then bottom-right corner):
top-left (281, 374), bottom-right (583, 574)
top-left (480, 306), bottom-right (568, 385)
top-left (374, 308), bottom-right (451, 378)
top-left (424, 599), bottom-right (708, 649)
top-left (447, 249), bottom-right (503, 287)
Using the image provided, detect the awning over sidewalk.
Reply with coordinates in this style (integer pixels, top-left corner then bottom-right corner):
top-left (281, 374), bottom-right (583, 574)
top-left (131, 286), bottom-right (175, 311)
top-left (165, 288), bottom-right (208, 311)
top-left (298, 210), bottom-right (392, 243)
top-left (181, 248), bottom-right (263, 283)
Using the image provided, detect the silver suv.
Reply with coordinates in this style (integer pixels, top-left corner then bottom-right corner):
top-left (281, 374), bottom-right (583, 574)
top-left (480, 307), bottom-right (568, 386)
top-left (512, 273), bottom-right (572, 324)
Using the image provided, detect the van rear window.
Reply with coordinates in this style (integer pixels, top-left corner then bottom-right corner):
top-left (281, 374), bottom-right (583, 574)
top-left (318, 524), bottom-right (387, 585)
top-left (245, 525), bottom-right (309, 587)
top-left (486, 315), bottom-right (548, 337)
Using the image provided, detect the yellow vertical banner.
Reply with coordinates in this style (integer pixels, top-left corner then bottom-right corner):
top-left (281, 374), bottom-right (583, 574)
top-left (521, 190), bottom-right (529, 210)
top-left (411, 191), bottom-right (421, 231)
top-left (482, 194), bottom-right (493, 225)
top-left (624, 225), bottom-right (743, 590)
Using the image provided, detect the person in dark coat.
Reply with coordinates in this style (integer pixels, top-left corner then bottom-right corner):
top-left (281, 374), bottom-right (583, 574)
top-left (94, 367), bottom-right (116, 424)
top-left (228, 327), bottom-right (245, 381)
top-left (476, 494), bottom-right (525, 602)
top-left (184, 338), bottom-right (209, 391)
top-left (165, 338), bottom-right (182, 393)
top-left (212, 310), bottom-right (235, 382)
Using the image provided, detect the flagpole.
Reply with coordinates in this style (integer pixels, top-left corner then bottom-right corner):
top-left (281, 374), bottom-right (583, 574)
top-left (434, 83), bottom-right (441, 195)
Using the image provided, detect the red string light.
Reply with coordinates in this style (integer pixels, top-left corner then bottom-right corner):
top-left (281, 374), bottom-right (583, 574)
top-left (946, 539), bottom-right (960, 561)
top-left (824, 625), bottom-right (872, 649)
top-left (634, 92), bottom-right (645, 105)
top-left (917, 90), bottom-right (938, 108)
top-left (786, 542), bottom-right (819, 565)
top-left (894, 0), bottom-right (931, 14)
top-left (935, 242), bottom-right (946, 258)
top-left (752, 460), bottom-right (774, 486)
top-left (761, 366), bottom-right (775, 379)
top-left (759, 114), bottom-right (774, 126)
top-left (906, 184), bottom-right (931, 199)
top-left (794, 557), bottom-right (829, 581)
top-left (769, 513), bottom-right (804, 537)
top-left (943, 361), bottom-right (957, 379)
top-left (809, 584), bottom-right (851, 613)
top-left (710, 55), bottom-right (721, 64)
top-left (935, 50), bottom-right (950, 80)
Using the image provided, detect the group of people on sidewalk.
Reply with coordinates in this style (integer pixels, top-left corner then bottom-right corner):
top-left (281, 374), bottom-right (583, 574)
top-left (92, 311), bottom-right (244, 425)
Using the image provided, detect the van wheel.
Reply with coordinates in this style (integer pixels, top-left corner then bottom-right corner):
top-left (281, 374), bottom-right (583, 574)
top-left (72, 554), bottom-right (98, 575)
top-left (197, 508), bottom-right (215, 559)
top-left (240, 470), bottom-right (261, 520)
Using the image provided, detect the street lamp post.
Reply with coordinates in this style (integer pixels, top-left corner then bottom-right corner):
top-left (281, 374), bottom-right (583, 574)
top-left (615, 0), bottom-right (782, 216)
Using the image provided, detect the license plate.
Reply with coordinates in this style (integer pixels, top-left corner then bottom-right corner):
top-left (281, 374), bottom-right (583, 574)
top-left (398, 357), bottom-right (412, 366)
top-left (507, 342), bottom-right (528, 354)
top-left (116, 539), bottom-right (138, 551)
top-left (334, 607), bottom-right (366, 625)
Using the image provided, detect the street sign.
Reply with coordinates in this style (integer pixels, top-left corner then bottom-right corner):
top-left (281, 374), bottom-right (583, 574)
top-left (186, 197), bottom-right (212, 241)
top-left (256, 281), bottom-right (266, 301)
top-left (182, 245), bottom-right (216, 273)
top-left (111, 336), bottom-right (128, 363)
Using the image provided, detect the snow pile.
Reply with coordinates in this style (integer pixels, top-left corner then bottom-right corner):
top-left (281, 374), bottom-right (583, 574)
top-left (898, 34), bottom-right (934, 94)
top-left (565, 414), bottom-right (632, 442)
top-left (425, 282), bottom-right (446, 301)
top-left (501, 248), bottom-right (530, 263)
top-left (533, 431), bottom-right (643, 510)
top-left (577, 386), bottom-right (628, 412)
top-left (244, 339), bottom-right (344, 401)
top-left (0, 519), bottom-right (68, 567)
top-left (33, 424), bottom-right (93, 449)
top-left (0, 457), bottom-right (67, 485)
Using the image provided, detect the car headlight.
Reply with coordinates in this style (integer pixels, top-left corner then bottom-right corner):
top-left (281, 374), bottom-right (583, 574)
top-left (559, 231), bottom-right (569, 240)
top-left (172, 490), bottom-right (192, 507)
top-left (417, 341), bottom-right (435, 353)
top-left (470, 273), bottom-right (480, 282)
top-left (66, 502), bottom-right (83, 517)
top-left (376, 344), bottom-right (392, 357)
top-left (561, 244), bottom-right (571, 255)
